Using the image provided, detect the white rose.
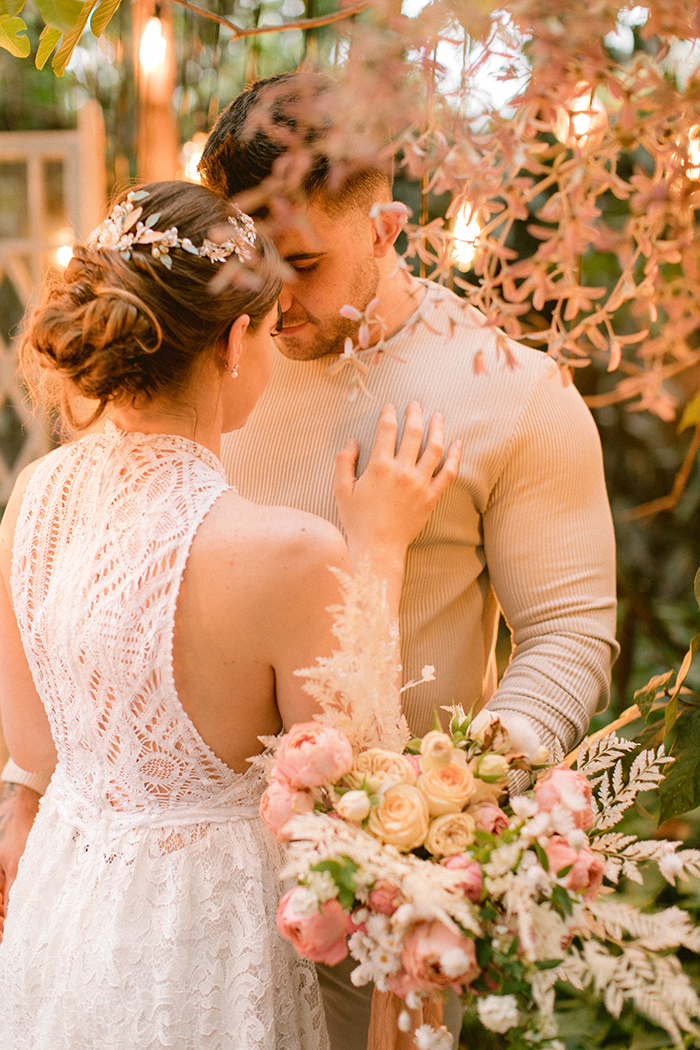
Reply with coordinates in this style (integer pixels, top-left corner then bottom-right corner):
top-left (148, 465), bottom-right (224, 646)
top-left (336, 790), bottom-right (371, 822)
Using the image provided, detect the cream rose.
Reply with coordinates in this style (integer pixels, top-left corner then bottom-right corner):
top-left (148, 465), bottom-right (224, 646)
top-left (425, 812), bottom-right (477, 857)
top-left (419, 731), bottom-right (454, 770)
top-left (417, 763), bottom-right (475, 816)
top-left (353, 748), bottom-right (417, 788)
top-left (367, 785), bottom-right (429, 851)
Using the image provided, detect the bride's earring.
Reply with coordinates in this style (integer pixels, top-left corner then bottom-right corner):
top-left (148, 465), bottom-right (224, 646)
top-left (226, 362), bottom-right (239, 378)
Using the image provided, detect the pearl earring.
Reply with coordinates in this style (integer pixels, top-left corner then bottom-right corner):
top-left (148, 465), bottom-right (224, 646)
top-left (226, 362), bottom-right (239, 378)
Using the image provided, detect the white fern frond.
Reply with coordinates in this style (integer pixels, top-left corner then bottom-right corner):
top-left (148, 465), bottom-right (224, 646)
top-left (574, 733), bottom-right (638, 775)
top-left (294, 564), bottom-right (410, 754)
top-left (590, 746), bottom-right (673, 831)
top-left (588, 900), bottom-right (700, 952)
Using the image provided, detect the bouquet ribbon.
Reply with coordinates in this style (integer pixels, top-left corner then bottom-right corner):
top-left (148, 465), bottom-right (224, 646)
top-left (368, 988), bottom-right (444, 1050)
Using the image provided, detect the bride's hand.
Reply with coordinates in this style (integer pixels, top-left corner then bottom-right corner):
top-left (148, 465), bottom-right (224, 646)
top-left (334, 401), bottom-right (461, 574)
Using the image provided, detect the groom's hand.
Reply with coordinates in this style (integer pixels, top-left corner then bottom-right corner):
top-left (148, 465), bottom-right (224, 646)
top-left (0, 782), bottom-right (40, 942)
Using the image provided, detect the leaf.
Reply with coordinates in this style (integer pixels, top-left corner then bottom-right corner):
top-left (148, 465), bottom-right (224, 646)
top-left (89, 0), bottom-right (119, 36)
top-left (0, 13), bottom-right (28, 55)
top-left (678, 390), bottom-right (700, 433)
top-left (35, 24), bottom-right (61, 67)
top-left (634, 670), bottom-right (674, 722)
top-left (695, 567), bottom-right (700, 612)
top-left (0, 0), bottom-right (25, 18)
top-left (50, 0), bottom-right (93, 76)
top-left (35, 0), bottom-right (83, 31)
top-left (658, 708), bottom-right (700, 824)
top-left (665, 633), bottom-right (700, 735)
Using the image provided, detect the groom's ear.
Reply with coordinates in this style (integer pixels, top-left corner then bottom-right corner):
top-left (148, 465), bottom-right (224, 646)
top-left (371, 204), bottom-right (404, 259)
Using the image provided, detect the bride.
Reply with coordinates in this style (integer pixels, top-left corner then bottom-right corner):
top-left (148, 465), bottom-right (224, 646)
top-left (0, 181), bottom-right (460, 1050)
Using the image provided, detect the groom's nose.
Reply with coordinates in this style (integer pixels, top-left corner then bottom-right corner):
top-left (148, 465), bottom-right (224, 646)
top-left (279, 285), bottom-right (294, 313)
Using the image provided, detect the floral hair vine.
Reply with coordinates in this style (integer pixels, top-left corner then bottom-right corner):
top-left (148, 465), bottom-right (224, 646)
top-left (86, 190), bottom-right (257, 270)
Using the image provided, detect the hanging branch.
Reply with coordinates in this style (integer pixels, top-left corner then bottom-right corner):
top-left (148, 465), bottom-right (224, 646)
top-left (168, 0), bottom-right (375, 39)
top-left (618, 423), bottom-right (700, 522)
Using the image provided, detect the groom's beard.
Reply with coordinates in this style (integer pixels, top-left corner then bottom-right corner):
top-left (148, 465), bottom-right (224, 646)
top-left (277, 262), bottom-right (380, 362)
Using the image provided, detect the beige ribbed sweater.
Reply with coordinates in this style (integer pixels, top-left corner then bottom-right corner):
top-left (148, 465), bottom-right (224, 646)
top-left (221, 282), bottom-right (618, 750)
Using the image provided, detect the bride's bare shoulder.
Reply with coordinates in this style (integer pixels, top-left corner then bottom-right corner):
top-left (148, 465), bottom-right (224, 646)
top-left (192, 489), bottom-right (350, 584)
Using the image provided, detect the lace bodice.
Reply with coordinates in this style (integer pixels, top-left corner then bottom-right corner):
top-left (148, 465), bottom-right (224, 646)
top-left (11, 422), bottom-right (258, 830)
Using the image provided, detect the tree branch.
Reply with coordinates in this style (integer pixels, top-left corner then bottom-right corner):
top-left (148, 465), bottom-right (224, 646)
top-left (618, 422), bottom-right (700, 522)
top-left (169, 0), bottom-right (375, 39)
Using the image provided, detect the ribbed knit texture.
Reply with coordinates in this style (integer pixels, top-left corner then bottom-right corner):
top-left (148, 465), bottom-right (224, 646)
top-left (221, 283), bottom-right (618, 751)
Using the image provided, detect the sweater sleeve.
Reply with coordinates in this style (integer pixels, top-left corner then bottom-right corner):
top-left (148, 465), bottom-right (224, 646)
top-left (483, 367), bottom-right (619, 755)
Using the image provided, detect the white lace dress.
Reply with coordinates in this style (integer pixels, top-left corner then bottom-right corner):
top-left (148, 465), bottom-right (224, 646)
top-left (0, 423), bottom-right (329, 1050)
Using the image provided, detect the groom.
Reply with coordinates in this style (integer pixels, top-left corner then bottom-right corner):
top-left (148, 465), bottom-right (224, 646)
top-left (199, 72), bottom-right (618, 1048)
top-left (0, 71), bottom-right (618, 1048)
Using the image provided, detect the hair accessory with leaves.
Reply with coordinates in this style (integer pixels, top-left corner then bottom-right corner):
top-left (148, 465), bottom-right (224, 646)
top-left (86, 190), bottom-right (257, 270)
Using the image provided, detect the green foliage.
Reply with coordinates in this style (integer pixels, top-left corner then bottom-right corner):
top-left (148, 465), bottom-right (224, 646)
top-left (0, 14), bottom-right (28, 56)
top-left (659, 708), bottom-right (700, 824)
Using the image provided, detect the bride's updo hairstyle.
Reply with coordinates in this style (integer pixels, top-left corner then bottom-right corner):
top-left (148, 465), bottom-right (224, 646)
top-left (20, 180), bottom-right (282, 430)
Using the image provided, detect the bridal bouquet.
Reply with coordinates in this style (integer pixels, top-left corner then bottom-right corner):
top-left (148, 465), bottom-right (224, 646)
top-left (259, 569), bottom-right (700, 1050)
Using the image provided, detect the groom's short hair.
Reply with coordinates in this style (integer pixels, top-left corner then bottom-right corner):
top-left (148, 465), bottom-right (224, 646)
top-left (199, 72), bottom-right (392, 216)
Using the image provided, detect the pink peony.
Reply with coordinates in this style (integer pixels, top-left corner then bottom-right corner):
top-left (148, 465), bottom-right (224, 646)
top-left (534, 766), bottom-right (594, 830)
top-left (368, 879), bottom-right (402, 916)
top-left (276, 889), bottom-right (349, 966)
top-left (468, 803), bottom-right (509, 835)
top-left (443, 855), bottom-right (483, 902)
top-left (274, 722), bottom-right (354, 789)
top-left (390, 921), bottom-right (480, 996)
top-left (546, 834), bottom-right (605, 900)
top-left (259, 778), bottom-right (314, 838)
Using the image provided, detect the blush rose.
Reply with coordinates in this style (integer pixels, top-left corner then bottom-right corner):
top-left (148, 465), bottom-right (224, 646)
top-left (367, 785), bottom-right (429, 851)
top-left (391, 921), bottom-right (480, 995)
top-left (259, 778), bottom-right (314, 838)
top-left (535, 766), bottom-right (594, 830)
top-left (546, 834), bottom-right (604, 899)
top-left (276, 889), bottom-right (349, 965)
top-left (274, 722), bottom-right (354, 789)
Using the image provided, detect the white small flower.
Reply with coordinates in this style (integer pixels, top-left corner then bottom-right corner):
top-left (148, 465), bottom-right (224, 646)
top-left (477, 994), bottom-right (521, 1033)
top-left (421, 665), bottom-right (436, 682)
top-left (406, 991), bottom-right (422, 1010)
top-left (510, 795), bottom-right (539, 819)
top-left (567, 828), bottom-right (587, 851)
top-left (414, 1024), bottom-right (452, 1050)
top-left (658, 852), bottom-right (685, 883)
top-left (398, 1009), bottom-right (412, 1032)
top-left (440, 947), bottom-right (471, 978)
top-left (289, 886), bottom-right (319, 916)
top-left (307, 870), bottom-right (338, 902)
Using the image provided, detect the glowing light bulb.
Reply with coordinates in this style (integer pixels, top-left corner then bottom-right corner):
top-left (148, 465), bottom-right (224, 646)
top-left (139, 16), bottom-right (166, 72)
top-left (554, 85), bottom-right (606, 145)
top-left (56, 244), bottom-right (73, 266)
top-left (453, 205), bottom-right (480, 270)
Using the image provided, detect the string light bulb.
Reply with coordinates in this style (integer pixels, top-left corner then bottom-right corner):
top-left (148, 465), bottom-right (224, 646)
top-left (139, 12), bottom-right (166, 72)
top-left (452, 205), bottom-right (480, 270)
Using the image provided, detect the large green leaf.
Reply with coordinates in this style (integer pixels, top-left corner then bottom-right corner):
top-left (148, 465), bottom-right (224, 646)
top-left (35, 23), bottom-right (62, 68)
top-left (89, 0), bottom-right (120, 37)
top-left (50, 0), bottom-right (92, 75)
top-left (658, 707), bottom-right (700, 823)
top-left (633, 670), bottom-right (673, 722)
top-left (0, 0), bottom-right (25, 19)
top-left (0, 14), bottom-right (29, 56)
top-left (36, 0), bottom-right (84, 31)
